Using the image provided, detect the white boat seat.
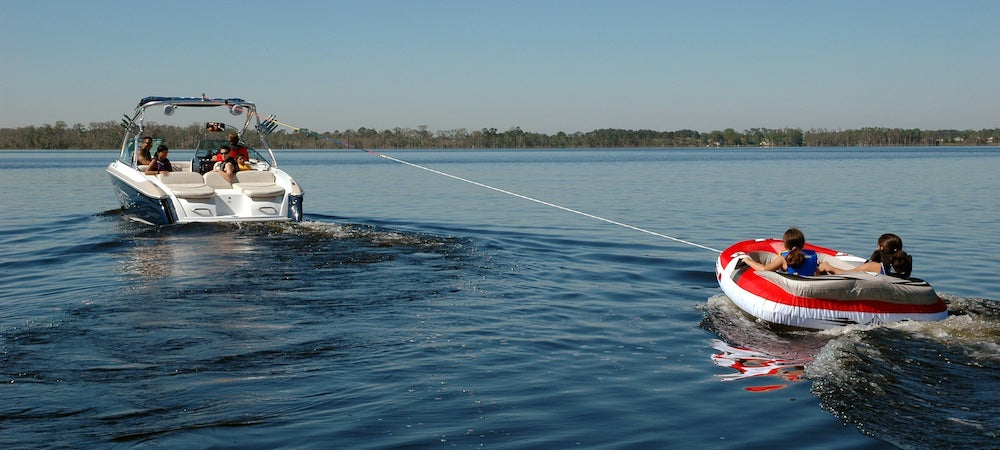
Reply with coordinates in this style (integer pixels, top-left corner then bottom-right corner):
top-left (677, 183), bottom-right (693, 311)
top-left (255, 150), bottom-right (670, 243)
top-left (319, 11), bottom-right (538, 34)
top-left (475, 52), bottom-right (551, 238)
top-left (157, 172), bottom-right (215, 199)
top-left (232, 170), bottom-right (285, 198)
top-left (203, 171), bottom-right (233, 189)
top-left (233, 170), bottom-right (274, 184)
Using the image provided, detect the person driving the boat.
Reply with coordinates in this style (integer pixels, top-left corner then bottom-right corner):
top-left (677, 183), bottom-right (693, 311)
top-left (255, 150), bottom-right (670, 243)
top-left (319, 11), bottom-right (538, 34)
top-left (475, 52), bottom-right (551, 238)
top-left (818, 233), bottom-right (912, 278)
top-left (213, 146), bottom-right (240, 183)
top-left (137, 136), bottom-right (154, 165)
top-left (228, 132), bottom-right (250, 160)
top-left (741, 227), bottom-right (819, 276)
top-left (145, 145), bottom-right (173, 175)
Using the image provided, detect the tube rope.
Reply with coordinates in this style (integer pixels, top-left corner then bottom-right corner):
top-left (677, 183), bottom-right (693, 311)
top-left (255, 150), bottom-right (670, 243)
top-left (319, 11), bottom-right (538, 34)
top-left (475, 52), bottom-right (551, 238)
top-left (361, 149), bottom-right (722, 253)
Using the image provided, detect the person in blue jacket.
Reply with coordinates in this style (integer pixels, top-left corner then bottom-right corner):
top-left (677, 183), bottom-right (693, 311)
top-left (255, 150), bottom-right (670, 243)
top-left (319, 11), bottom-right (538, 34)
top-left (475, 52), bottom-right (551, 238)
top-left (742, 227), bottom-right (819, 276)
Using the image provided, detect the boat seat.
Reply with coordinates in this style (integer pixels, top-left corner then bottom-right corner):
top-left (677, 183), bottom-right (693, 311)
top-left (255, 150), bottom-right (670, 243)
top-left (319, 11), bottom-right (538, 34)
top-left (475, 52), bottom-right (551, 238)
top-left (233, 170), bottom-right (274, 184)
top-left (203, 171), bottom-right (233, 189)
top-left (232, 170), bottom-right (285, 198)
top-left (157, 172), bottom-right (215, 199)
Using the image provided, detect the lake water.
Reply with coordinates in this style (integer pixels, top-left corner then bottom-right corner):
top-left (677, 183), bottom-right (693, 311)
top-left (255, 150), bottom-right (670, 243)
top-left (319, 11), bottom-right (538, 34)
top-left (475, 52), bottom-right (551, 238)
top-left (1, 147), bottom-right (998, 448)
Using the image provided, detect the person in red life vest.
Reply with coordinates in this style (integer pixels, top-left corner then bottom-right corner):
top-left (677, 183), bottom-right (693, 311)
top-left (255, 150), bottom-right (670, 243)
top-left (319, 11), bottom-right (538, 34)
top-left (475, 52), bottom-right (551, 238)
top-left (228, 132), bottom-right (249, 160)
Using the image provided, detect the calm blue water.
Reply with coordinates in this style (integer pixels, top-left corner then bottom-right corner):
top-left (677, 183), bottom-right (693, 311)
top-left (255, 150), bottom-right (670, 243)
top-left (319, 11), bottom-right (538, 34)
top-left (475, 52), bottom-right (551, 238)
top-left (1, 147), bottom-right (998, 448)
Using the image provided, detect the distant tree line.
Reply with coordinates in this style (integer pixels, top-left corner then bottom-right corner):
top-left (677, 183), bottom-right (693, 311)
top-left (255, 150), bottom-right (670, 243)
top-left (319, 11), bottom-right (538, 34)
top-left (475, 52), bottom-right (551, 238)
top-left (2, 120), bottom-right (997, 149)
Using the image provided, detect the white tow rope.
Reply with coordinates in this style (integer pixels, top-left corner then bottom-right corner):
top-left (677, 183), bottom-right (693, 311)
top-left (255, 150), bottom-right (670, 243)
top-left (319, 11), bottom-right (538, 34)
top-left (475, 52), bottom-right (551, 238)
top-left (365, 149), bottom-right (722, 254)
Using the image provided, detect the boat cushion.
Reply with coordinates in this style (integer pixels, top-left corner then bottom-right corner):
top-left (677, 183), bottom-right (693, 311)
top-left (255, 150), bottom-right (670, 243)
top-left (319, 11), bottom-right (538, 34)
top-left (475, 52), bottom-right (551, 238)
top-left (233, 170), bottom-right (275, 184)
top-left (157, 172), bottom-right (215, 199)
top-left (203, 171), bottom-right (233, 189)
top-left (232, 171), bottom-right (284, 198)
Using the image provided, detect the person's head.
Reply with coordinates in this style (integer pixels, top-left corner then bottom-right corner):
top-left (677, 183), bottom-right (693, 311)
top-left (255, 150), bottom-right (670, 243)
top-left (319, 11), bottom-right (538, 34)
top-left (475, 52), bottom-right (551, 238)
top-left (155, 145), bottom-right (169, 159)
top-left (877, 233), bottom-right (903, 252)
top-left (782, 227), bottom-right (807, 268)
top-left (141, 136), bottom-right (153, 148)
top-left (228, 132), bottom-right (239, 144)
top-left (236, 155), bottom-right (246, 163)
top-left (218, 145), bottom-right (230, 156)
top-left (877, 233), bottom-right (911, 277)
top-left (782, 228), bottom-right (805, 251)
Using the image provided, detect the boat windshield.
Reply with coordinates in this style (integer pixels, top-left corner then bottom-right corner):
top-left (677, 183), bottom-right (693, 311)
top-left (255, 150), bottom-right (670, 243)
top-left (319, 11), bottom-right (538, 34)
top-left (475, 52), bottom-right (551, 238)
top-left (122, 137), bottom-right (164, 165)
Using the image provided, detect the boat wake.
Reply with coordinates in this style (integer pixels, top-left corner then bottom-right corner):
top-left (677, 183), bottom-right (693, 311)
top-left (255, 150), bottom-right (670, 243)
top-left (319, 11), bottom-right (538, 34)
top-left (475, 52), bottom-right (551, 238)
top-left (703, 292), bottom-right (1000, 446)
top-left (108, 212), bottom-right (466, 249)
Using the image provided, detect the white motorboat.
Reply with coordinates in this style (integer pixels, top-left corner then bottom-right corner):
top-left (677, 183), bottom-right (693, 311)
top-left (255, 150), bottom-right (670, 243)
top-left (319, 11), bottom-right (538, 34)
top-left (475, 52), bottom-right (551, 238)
top-left (107, 96), bottom-right (303, 225)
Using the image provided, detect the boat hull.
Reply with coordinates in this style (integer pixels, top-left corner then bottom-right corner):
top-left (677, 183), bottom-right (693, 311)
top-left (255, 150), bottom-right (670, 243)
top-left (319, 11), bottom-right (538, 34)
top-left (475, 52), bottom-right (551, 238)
top-left (715, 239), bottom-right (948, 330)
top-left (108, 161), bottom-right (174, 225)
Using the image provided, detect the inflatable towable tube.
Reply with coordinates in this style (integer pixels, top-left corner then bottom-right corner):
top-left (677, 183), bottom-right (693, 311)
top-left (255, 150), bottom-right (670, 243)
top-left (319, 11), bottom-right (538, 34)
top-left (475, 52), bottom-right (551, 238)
top-left (716, 239), bottom-right (948, 330)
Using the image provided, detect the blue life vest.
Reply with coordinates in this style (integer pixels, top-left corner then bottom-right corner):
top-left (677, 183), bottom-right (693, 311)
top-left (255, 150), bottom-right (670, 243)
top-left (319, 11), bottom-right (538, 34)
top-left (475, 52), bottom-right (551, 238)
top-left (781, 249), bottom-right (818, 276)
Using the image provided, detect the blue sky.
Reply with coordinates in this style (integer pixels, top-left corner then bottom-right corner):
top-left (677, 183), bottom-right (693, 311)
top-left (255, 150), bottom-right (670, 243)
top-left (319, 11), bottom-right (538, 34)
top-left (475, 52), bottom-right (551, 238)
top-left (2, 0), bottom-right (997, 134)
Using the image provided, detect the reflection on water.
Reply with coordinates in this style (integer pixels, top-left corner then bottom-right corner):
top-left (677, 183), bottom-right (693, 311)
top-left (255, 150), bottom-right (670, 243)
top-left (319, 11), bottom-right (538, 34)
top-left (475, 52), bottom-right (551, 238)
top-left (117, 235), bottom-right (173, 279)
top-left (115, 225), bottom-right (260, 281)
top-left (710, 339), bottom-right (808, 392)
top-left (702, 294), bottom-right (830, 392)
